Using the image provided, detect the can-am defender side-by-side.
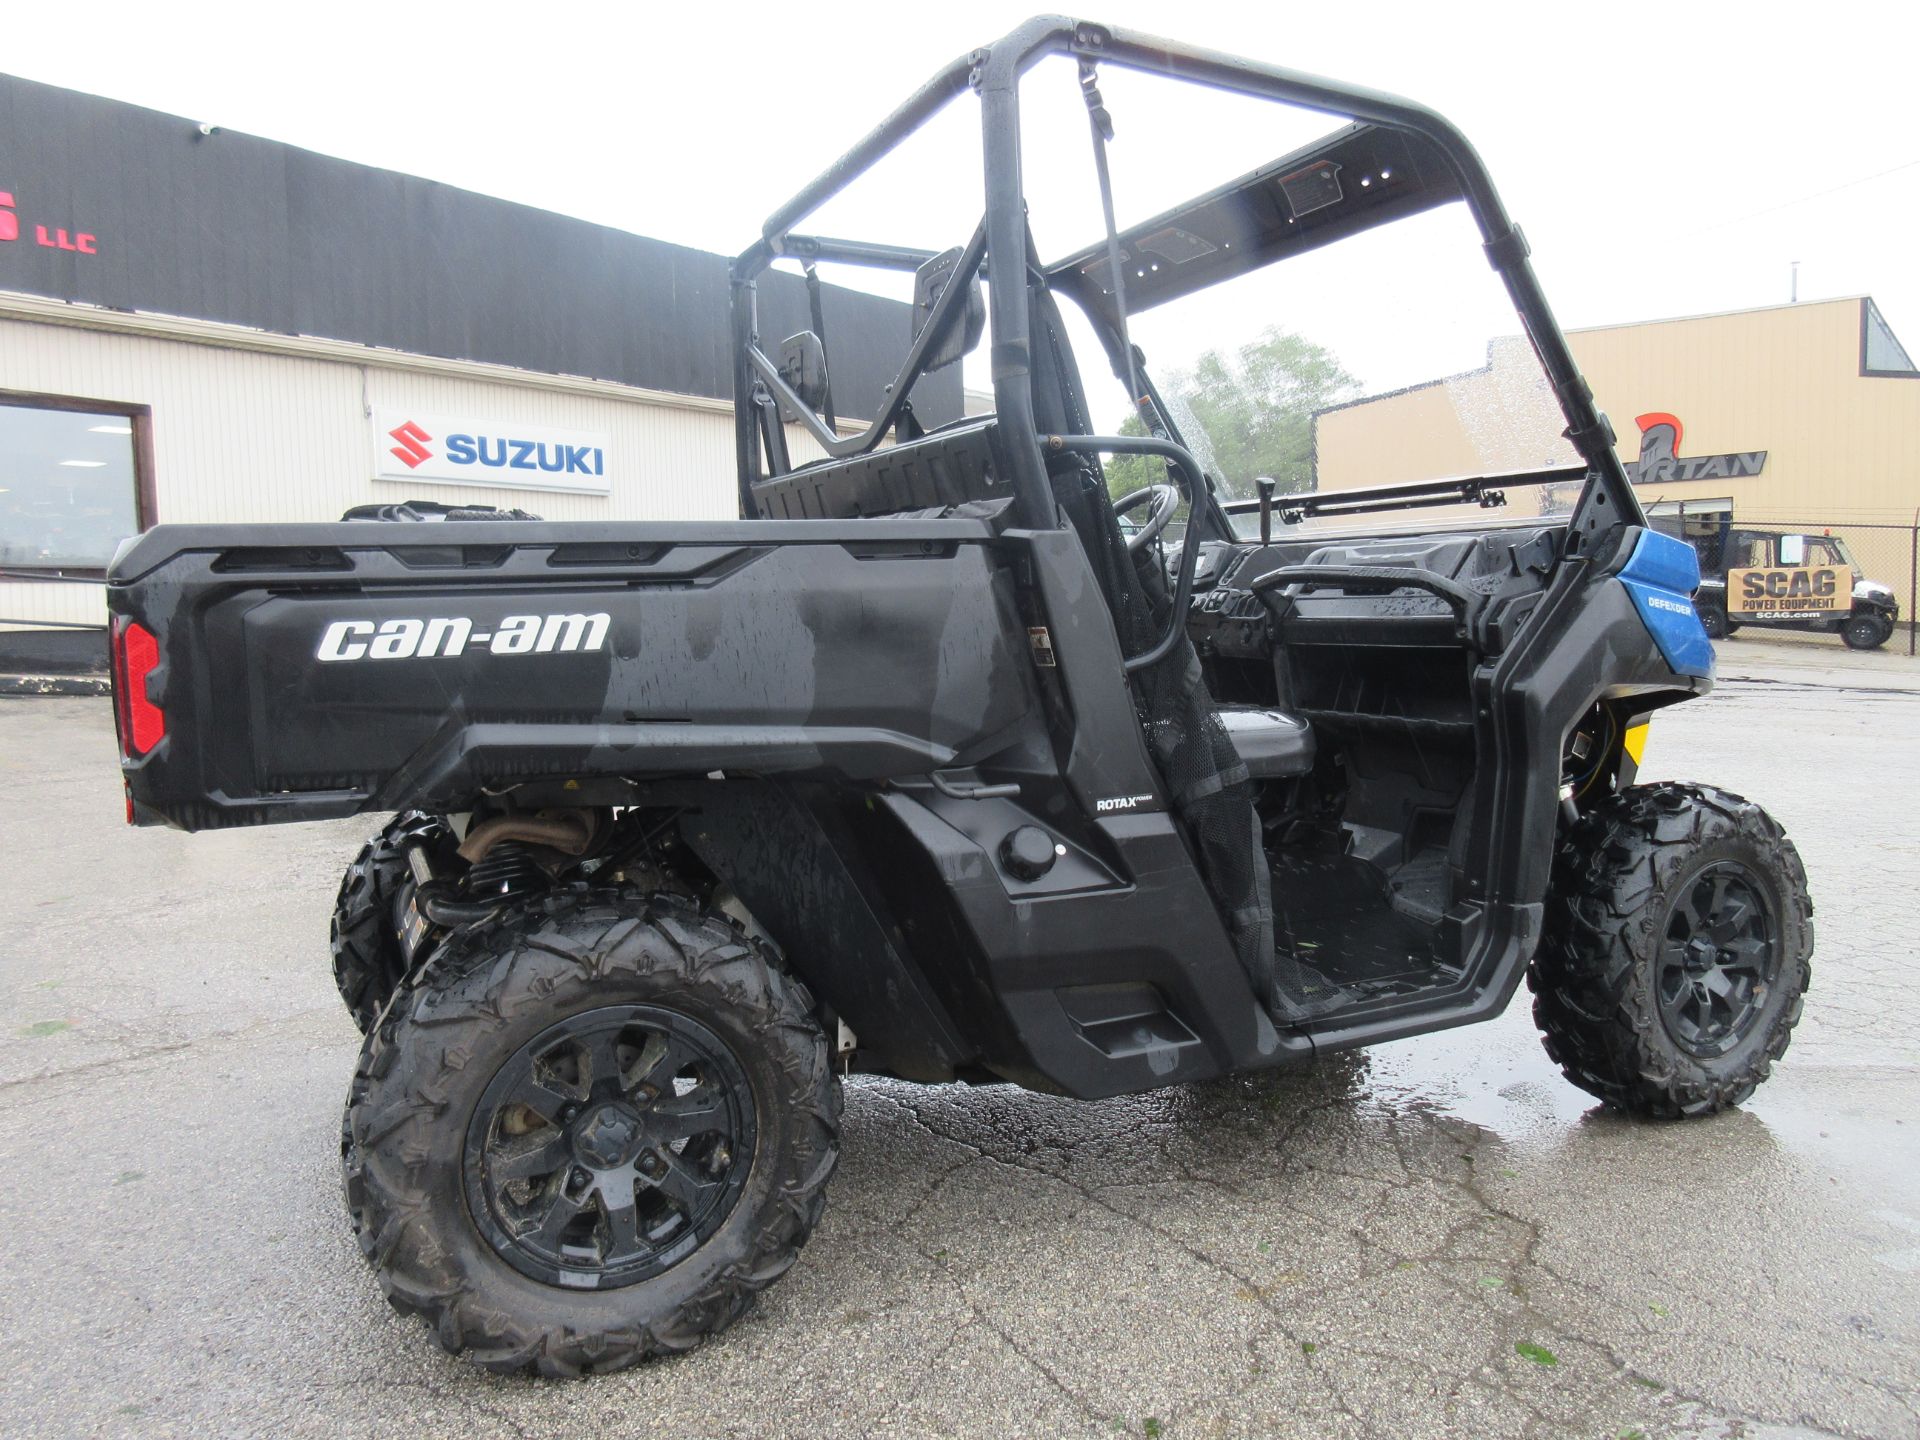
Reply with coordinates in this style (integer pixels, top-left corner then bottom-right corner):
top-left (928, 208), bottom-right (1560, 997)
top-left (106, 17), bottom-right (1813, 1376)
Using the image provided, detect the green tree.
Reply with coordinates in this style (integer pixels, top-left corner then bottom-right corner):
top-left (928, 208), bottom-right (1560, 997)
top-left (1105, 328), bottom-right (1359, 502)
top-left (1103, 412), bottom-right (1159, 500)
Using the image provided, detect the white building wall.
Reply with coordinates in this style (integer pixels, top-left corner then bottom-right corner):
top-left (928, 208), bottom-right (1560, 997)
top-left (0, 307), bottom-right (823, 632)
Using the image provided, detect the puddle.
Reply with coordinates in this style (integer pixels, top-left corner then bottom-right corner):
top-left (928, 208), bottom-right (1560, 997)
top-left (1349, 998), bottom-right (1920, 1201)
top-left (1358, 1003), bottom-right (1598, 1144)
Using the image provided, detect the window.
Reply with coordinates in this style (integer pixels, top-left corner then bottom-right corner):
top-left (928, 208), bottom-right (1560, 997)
top-left (1802, 537), bottom-right (1833, 566)
top-left (1861, 299), bottom-right (1918, 378)
top-left (0, 395), bottom-right (149, 571)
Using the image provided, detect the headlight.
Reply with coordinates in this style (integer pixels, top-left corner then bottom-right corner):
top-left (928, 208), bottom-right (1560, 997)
top-left (1854, 581), bottom-right (1893, 602)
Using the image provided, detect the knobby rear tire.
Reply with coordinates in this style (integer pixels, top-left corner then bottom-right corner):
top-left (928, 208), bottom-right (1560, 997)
top-left (329, 811), bottom-right (451, 1033)
top-left (341, 887), bottom-right (841, 1376)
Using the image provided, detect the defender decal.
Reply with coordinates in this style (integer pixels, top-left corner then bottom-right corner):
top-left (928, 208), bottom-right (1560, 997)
top-left (317, 613), bottom-right (610, 662)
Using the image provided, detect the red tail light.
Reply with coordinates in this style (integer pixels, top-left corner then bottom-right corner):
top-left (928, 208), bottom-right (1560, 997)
top-left (111, 617), bottom-right (165, 757)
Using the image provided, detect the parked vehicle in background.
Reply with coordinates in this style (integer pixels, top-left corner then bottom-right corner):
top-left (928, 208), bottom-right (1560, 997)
top-left (1653, 510), bottom-right (1900, 649)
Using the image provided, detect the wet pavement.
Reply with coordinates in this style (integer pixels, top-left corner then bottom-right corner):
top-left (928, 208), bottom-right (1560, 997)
top-left (1, 645), bottom-right (1915, 1439)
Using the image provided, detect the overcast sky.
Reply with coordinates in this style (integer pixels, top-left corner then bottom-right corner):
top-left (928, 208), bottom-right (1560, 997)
top-left (7, 0), bottom-right (1917, 417)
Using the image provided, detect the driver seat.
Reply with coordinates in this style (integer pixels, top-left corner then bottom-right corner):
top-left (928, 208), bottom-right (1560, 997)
top-left (1215, 706), bottom-right (1315, 780)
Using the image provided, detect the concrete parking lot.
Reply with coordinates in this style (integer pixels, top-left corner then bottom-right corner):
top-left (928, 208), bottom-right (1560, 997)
top-left (2, 640), bottom-right (1916, 1439)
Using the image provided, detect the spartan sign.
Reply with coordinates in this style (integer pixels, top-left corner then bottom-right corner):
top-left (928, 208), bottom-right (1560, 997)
top-left (1624, 412), bottom-right (1767, 486)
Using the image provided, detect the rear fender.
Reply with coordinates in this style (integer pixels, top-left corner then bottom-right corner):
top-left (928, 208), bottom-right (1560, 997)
top-left (677, 780), bottom-right (971, 1083)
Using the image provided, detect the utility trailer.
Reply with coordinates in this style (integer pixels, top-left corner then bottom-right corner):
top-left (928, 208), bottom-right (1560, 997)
top-left (107, 16), bottom-right (1812, 1375)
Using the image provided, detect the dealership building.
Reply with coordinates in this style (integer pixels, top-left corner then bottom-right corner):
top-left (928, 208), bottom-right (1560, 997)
top-left (0, 72), bottom-right (952, 663)
top-left (1316, 295), bottom-right (1920, 615)
top-left (9, 63), bottom-right (1916, 659)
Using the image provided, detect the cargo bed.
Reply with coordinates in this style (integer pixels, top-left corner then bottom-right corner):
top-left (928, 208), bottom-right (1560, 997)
top-left (107, 518), bottom-right (1033, 829)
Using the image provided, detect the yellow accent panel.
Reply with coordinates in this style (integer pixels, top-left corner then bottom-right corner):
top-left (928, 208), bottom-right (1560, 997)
top-left (1623, 724), bottom-right (1649, 766)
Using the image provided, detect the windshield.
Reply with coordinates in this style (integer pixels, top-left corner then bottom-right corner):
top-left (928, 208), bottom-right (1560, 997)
top-left (1095, 198), bottom-right (1578, 531)
top-left (1803, 536), bottom-right (1854, 570)
top-left (1024, 69), bottom-right (1580, 533)
top-left (1781, 534), bottom-right (1861, 577)
top-left (735, 31), bottom-right (1617, 542)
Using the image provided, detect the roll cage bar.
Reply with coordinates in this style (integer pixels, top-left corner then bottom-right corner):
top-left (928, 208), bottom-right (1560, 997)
top-left (728, 15), bottom-right (1644, 556)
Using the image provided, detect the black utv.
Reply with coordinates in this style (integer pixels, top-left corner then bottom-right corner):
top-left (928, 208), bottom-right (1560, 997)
top-left (106, 17), bottom-right (1813, 1376)
top-left (1652, 511), bottom-right (1900, 649)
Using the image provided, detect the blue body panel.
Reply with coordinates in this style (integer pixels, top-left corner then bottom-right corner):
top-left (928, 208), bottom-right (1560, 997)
top-left (1617, 529), bottom-right (1715, 680)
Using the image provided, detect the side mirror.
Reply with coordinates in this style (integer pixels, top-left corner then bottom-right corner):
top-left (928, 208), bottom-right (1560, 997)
top-left (777, 331), bottom-right (832, 413)
top-left (912, 247), bottom-right (986, 372)
top-left (1778, 534), bottom-right (1806, 566)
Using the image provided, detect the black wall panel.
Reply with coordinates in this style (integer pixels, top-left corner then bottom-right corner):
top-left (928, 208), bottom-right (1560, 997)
top-left (0, 73), bottom-right (954, 424)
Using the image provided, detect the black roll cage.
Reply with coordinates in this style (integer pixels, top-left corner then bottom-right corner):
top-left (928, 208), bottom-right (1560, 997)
top-left (728, 14), bottom-right (1644, 554)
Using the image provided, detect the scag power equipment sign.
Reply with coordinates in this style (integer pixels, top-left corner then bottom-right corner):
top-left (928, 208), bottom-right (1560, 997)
top-left (374, 412), bottom-right (612, 495)
top-left (1729, 565), bottom-right (1850, 620)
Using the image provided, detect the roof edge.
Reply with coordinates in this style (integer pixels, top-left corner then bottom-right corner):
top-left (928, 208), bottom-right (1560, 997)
top-left (1565, 295), bottom-right (1870, 336)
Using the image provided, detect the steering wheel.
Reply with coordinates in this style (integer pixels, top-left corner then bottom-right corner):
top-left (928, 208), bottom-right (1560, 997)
top-left (1113, 483), bottom-right (1181, 555)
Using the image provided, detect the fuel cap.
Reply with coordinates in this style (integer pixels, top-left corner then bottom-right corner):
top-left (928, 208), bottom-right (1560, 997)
top-left (999, 825), bottom-right (1059, 882)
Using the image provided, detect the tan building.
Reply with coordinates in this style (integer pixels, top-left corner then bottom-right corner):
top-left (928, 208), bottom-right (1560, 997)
top-left (1315, 295), bottom-right (1919, 618)
top-left (1318, 297), bottom-right (1919, 523)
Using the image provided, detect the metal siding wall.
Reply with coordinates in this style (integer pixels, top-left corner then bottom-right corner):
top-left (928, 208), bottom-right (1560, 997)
top-left (0, 315), bottom-right (762, 627)
top-left (1316, 299), bottom-right (1920, 526)
top-left (1570, 299), bottom-right (1920, 524)
top-left (0, 73), bottom-right (960, 426)
top-left (0, 577), bottom-right (101, 630)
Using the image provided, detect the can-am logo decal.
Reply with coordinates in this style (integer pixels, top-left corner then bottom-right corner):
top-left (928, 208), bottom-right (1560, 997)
top-left (1624, 412), bottom-right (1766, 486)
top-left (372, 411), bottom-right (612, 495)
top-left (317, 613), bottom-right (611, 662)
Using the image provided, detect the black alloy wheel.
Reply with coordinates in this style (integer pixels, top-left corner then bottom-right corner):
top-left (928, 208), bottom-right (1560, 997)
top-left (465, 1005), bottom-right (756, 1289)
top-left (1532, 783), bottom-right (1813, 1117)
top-left (1655, 862), bottom-right (1779, 1059)
top-left (343, 888), bottom-right (840, 1375)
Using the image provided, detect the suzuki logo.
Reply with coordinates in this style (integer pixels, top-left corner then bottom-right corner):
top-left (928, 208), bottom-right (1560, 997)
top-left (387, 420), bottom-right (433, 469)
top-left (0, 192), bottom-right (16, 244)
top-left (372, 410), bottom-right (611, 492)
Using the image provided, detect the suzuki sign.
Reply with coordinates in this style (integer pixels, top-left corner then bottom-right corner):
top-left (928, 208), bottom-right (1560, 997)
top-left (373, 412), bottom-right (612, 495)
